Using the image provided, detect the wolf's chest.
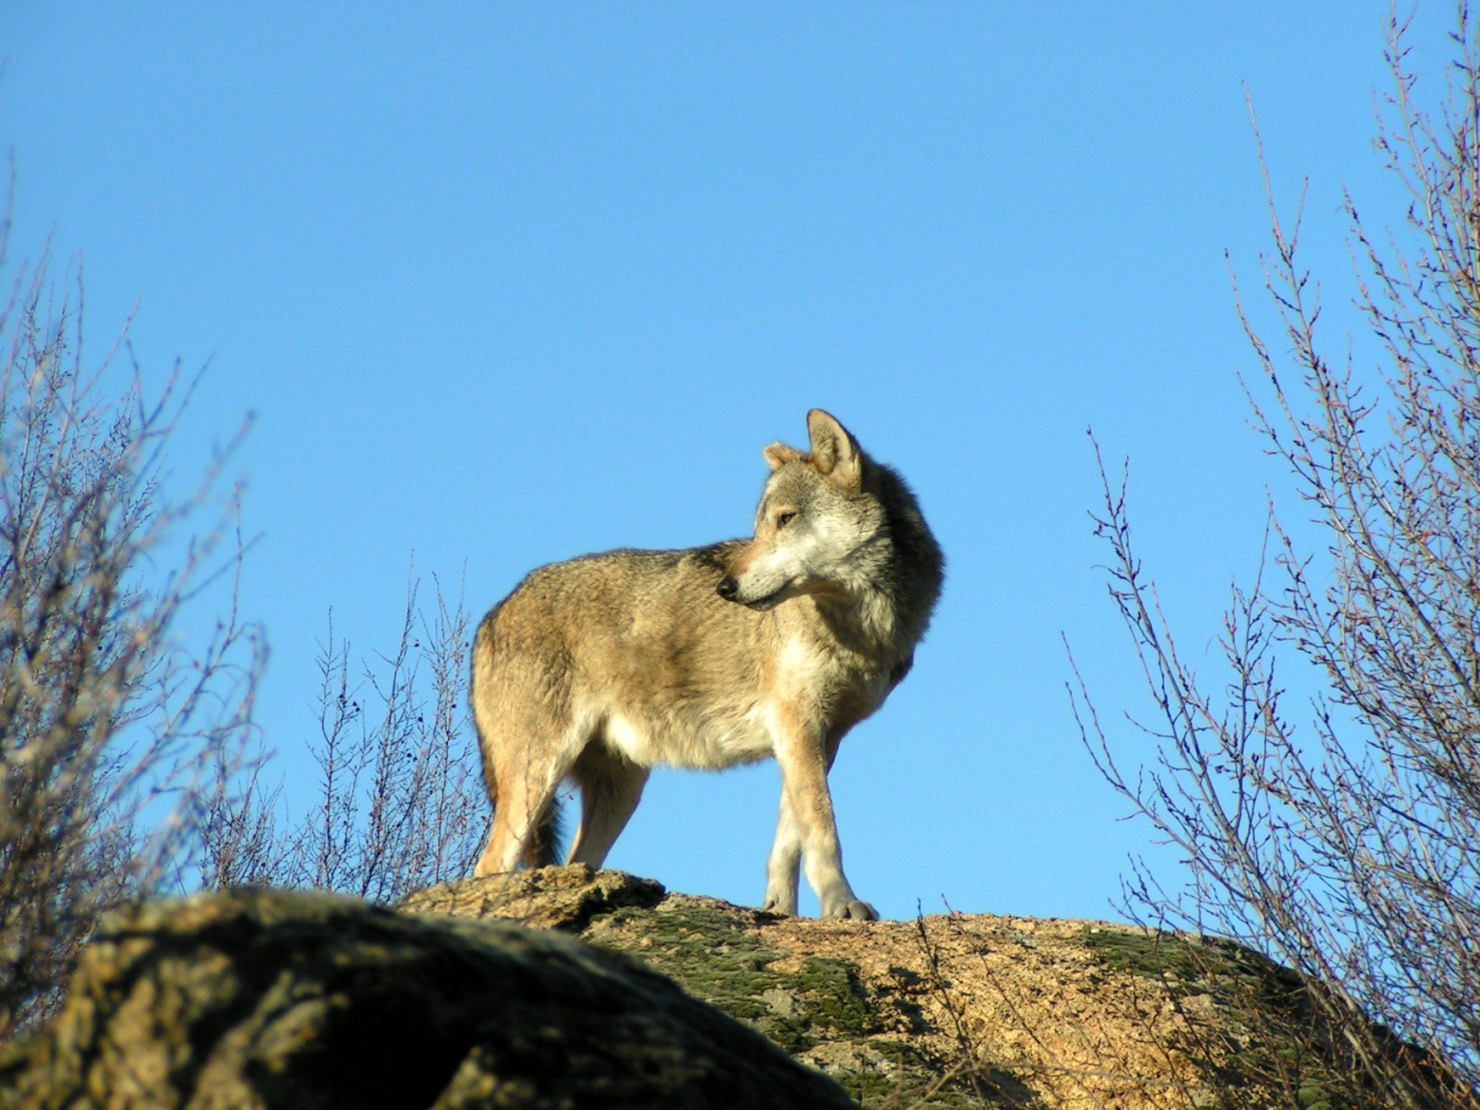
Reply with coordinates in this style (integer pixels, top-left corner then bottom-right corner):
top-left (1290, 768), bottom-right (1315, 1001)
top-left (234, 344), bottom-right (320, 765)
top-left (600, 648), bottom-right (890, 773)
top-left (601, 700), bottom-right (777, 770)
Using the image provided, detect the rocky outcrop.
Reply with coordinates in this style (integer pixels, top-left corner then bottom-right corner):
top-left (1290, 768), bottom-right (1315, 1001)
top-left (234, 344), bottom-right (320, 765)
top-left (402, 862), bottom-right (666, 931)
top-left (408, 867), bottom-right (1458, 1110)
top-left (3, 867), bottom-right (1459, 1109)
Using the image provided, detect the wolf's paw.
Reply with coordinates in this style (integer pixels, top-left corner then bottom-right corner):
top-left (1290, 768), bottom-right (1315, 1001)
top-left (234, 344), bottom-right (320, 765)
top-left (761, 894), bottom-right (798, 916)
top-left (823, 898), bottom-right (879, 922)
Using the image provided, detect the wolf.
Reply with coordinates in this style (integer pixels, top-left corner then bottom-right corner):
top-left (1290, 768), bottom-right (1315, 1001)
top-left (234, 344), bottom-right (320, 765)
top-left (469, 409), bottom-right (943, 920)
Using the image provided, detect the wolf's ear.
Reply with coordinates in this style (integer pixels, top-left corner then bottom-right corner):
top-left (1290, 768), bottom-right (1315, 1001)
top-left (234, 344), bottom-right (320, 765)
top-left (763, 443), bottom-right (805, 471)
top-left (806, 409), bottom-right (862, 489)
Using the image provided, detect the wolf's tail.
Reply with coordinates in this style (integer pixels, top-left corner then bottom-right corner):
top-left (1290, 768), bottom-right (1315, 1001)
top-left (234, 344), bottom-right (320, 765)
top-left (523, 799), bottom-right (565, 868)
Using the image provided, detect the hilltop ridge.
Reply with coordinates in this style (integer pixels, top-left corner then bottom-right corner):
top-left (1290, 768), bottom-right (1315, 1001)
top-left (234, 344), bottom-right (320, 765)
top-left (1, 866), bottom-right (1438, 1109)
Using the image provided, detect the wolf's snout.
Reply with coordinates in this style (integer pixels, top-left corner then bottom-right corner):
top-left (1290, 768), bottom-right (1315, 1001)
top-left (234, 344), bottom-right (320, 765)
top-left (716, 576), bottom-right (739, 601)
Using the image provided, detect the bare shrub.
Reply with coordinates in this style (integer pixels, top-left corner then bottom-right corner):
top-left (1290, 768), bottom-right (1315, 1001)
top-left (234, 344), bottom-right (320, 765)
top-left (1071, 7), bottom-right (1478, 1106)
top-left (190, 737), bottom-right (287, 890)
top-left (1, 183), bottom-right (478, 1037)
top-left (0, 205), bottom-right (263, 1037)
top-left (195, 572), bottom-right (489, 903)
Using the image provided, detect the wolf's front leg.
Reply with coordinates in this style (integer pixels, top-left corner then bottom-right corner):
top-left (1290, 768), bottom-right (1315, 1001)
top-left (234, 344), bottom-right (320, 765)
top-left (762, 791), bottom-right (802, 915)
top-left (773, 720), bottom-right (878, 922)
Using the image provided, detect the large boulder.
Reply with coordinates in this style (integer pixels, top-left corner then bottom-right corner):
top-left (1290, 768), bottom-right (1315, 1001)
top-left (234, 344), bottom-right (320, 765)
top-left (0, 886), bottom-right (857, 1109)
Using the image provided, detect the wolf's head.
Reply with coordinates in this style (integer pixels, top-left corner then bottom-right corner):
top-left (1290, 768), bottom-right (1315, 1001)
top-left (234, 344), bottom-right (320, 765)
top-left (716, 409), bottom-right (893, 611)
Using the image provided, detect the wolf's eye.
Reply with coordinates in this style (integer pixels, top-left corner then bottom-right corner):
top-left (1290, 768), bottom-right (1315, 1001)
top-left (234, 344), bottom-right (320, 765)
top-left (776, 511), bottom-right (797, 528)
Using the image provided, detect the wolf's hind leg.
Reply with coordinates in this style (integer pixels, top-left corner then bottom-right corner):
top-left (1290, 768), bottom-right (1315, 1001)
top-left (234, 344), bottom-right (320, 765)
top-left (566, 745), bottom-right (648, 868)
top-left (473, 723), bottom-right (581, 877)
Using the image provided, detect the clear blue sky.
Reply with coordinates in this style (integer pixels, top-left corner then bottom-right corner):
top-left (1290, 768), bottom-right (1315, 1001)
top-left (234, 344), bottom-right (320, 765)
top-left (1, 3), bottom-right (1452, 921)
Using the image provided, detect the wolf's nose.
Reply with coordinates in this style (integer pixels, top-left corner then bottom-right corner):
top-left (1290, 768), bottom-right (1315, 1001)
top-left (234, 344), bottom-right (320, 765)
top-left (716, 576), bottom-right (738, 601)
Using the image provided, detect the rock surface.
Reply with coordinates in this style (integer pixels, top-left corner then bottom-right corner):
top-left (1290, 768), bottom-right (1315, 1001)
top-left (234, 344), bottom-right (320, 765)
top-left (403, 862), bottom-right (666, 931)
top-left (407, 867), bottom-right (1456, 1110)
top-left (3, 867), bottom-right (1457, 1109)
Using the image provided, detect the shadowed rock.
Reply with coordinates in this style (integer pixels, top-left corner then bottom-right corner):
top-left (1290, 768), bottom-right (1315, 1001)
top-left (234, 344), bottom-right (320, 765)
top-left (0, 887), bottom-right (857, 1109)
